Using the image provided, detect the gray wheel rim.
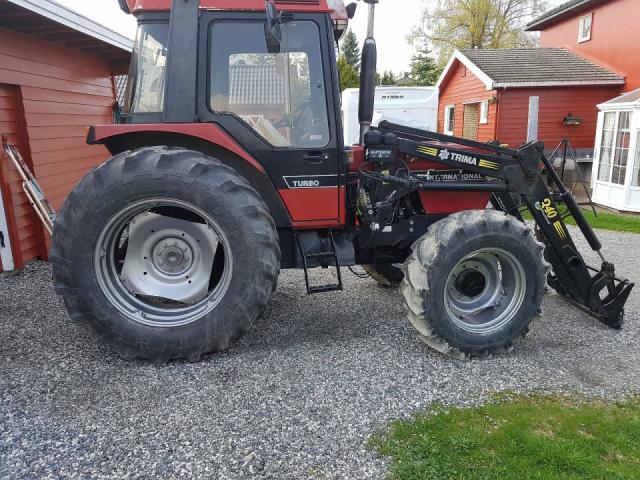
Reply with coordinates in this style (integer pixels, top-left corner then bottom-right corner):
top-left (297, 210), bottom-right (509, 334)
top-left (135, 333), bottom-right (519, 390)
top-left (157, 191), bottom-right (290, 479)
top-left (94, 198), bottom-right (233, 328)
top-left (444, 248), bottom-right (526, 334)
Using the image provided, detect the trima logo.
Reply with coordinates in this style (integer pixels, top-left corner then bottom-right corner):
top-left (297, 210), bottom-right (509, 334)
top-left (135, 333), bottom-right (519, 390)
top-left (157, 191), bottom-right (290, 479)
top-left (447, 151), bottom-right (478, 166)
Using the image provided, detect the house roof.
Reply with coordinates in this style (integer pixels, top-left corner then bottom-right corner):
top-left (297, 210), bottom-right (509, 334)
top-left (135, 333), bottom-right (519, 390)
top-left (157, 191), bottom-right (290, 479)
top-left (0, 0), bottom-right (132, 65)
top-left (437, 48), bottom-right (625, 90)
top-left (600, 88), bottom-right (640, 108)
top-left (526, 0), bottom-right (611, 31)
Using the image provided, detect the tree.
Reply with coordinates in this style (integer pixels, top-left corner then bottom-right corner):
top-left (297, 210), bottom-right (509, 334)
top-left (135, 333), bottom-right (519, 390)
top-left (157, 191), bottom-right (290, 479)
top-left (380, 70), bottom-right (397, 86)
top-left (340, 29), bottom-right (361, 69)
top-left (409, 44), bottom-right (442, 86)
top-left (337, 55), bottom-right (360, 92)
top-left (412, 0), bottom-right (547, 64)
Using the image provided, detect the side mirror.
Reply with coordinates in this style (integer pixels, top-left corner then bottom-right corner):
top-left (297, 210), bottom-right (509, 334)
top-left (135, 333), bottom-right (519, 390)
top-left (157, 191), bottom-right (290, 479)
top-left (117, 0), bottom-right (131, 14)
top-left (346, 2), bottom-right (358, 19)
top-left (265, 2), bottom-right (283, 52)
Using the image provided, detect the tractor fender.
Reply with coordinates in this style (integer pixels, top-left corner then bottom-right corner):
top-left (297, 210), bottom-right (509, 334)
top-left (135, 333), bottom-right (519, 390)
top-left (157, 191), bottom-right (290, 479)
top-left (87, 124), bottom-right (292, 227)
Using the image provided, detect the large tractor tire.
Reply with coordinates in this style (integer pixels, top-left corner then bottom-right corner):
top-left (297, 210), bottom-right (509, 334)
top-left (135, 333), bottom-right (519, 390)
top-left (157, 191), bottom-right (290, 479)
top-left (51, 147), bottom-right (280, 363)
top-left (363, 264), bottom-right (404, 287)
top-left (401, 210), bottom-right (546, 359)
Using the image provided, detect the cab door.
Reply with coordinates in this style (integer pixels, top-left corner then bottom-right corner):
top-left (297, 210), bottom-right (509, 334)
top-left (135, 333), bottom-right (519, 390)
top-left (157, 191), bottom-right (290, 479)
top-left (198, 12), bottom-right (343, 226)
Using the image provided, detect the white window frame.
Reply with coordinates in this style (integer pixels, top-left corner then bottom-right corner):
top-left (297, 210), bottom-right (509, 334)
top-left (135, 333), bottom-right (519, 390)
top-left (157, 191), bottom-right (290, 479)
top-left (632, 129), bottom-right (640, 188)
top-left (578, 13), bottom-right (593, 43)
top-left (596, 110), bottom-right (632, 186)
top-left (480, 100), bottom-right (489, 125)
top-left (444, 105), bottom-right (455, 135)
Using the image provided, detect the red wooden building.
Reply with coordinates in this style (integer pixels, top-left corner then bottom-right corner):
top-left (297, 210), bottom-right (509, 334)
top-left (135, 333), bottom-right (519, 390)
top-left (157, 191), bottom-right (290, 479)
top-left (0, 0), bottom-right (131, 272)
top-left (527, 0), bottom-right (640, 93)
top-left (525, 0), bottom-right (640, 212)
top-left (436, 48), bottom-right (623, 150)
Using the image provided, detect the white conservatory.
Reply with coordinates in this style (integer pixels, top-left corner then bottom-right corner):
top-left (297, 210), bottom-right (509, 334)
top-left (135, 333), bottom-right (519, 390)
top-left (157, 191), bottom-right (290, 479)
top-left (591, 88), bottom-right (640, 212)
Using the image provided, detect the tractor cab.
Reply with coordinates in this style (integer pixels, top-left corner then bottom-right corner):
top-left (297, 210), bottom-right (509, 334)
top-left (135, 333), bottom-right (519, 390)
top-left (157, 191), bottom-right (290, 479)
top-left (115, 0), bottom-right (356, 225)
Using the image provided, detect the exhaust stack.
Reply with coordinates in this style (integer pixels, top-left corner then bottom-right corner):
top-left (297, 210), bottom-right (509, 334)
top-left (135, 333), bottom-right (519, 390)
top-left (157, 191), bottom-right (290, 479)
top-left (358, 0), bottom-right (378, 144)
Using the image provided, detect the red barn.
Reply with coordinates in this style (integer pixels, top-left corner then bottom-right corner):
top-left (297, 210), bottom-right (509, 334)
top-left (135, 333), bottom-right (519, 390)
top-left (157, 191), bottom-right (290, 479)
top-left (527, 0), bottom-right (640, 93)
top-left (0, 0), bottom-right (131, 272)
top-left (436, 48), bottom-right (623, 150)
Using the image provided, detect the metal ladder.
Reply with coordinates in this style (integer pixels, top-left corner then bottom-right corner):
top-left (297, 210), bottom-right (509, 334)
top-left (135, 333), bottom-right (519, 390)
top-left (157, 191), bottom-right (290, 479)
top-left (2, 136), bottom-right (56, 236)
top-left (296, 230), bottom-right (344, 294)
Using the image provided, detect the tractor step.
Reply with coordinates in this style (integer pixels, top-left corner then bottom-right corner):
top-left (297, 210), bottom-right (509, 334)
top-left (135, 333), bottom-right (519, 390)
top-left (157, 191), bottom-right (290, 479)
top-left (305, 251), bottom-right (337, 259)
top-left (296, 231), bottom-right (344, 295)
top-left (307, 284), bottom-right (343, 294)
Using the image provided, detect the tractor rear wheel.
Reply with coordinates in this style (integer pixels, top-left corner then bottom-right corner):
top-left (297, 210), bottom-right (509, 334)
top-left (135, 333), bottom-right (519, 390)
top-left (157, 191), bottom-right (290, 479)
top-left (51, 147), bottom-right (280, 363)
top-left (363, 264), bottom-right (404, 287)
top-left (401, 210), bottom-right (545, 359)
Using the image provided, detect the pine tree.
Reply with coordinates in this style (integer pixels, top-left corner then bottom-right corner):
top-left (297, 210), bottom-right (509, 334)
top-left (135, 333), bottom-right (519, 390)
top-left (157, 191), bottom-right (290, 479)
top-left (380, 70), bottom-right (397, 86)
top-left (337, 55), bottom-right (360, 91)
top-left (340, 29), bottom-right (360, 69)
top-left (409, 44), bottom-right (442, 86)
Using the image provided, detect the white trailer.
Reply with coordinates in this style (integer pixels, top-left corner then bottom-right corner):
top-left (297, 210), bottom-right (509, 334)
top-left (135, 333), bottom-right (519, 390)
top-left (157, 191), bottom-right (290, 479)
top-left (342, 86), bottom-right (438, 146)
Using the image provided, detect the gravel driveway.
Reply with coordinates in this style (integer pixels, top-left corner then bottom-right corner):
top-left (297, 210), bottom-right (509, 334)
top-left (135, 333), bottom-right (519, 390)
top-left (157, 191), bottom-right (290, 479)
top-left (1, 226), bottom-right (639, 479)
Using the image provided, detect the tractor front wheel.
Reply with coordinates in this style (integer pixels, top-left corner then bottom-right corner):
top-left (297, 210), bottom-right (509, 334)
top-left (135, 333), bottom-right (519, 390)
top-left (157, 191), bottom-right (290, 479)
top-left (401, 210), bottom-right (546, 359)
top-left (51, 147), bottom-right (280, 363)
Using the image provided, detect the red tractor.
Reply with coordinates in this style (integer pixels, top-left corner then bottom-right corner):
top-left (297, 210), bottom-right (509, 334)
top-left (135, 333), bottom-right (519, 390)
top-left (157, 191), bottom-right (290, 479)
top-left (51, 0), bottom-right (632, 363)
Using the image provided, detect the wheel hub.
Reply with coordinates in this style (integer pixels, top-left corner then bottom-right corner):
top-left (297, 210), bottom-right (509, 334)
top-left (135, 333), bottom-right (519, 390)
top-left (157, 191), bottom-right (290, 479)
top-left (152, 238), bottom-right (193, 275)
top-left (455, 269), bottom-right (487, 298)
top-left (119, 211), bottom-right (219, 305)
top-left (444, 249), bottom-right (527, 334)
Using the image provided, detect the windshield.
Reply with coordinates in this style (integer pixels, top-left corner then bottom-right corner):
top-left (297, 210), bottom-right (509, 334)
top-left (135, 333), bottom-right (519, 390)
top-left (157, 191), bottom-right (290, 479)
top-left (124, 23), bottom-right (169, 114)
top-left (209, 21), bottom-right (330, 149)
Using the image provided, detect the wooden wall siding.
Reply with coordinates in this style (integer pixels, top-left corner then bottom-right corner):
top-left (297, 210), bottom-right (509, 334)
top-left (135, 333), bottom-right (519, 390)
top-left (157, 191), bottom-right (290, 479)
top-left (539, 0), bottom-right (639, 92)
top-left (0, 27), bottom-right (116, 267)
top-left (497, 86), bottom-right (621, 149)
top-left (438, 61), bottom-right (498, 141)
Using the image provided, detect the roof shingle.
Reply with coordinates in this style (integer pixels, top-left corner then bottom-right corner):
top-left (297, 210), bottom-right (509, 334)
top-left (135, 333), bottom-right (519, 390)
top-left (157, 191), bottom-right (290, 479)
top-left (602, 88), bottom-right (640, 106)
top-left (461, 48), bottom-right (624, 87)
top-left (526, 0), bottom-right (609, 31)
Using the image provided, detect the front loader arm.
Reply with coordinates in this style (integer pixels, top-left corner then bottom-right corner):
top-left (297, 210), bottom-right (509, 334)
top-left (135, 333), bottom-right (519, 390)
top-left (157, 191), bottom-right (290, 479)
top-left (379, 121), bottom-right (634, 328)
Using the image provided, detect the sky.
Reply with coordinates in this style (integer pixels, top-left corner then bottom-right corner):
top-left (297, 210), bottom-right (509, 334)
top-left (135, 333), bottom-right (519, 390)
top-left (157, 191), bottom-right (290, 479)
top-left (55, 0), bottom-right (566, 74)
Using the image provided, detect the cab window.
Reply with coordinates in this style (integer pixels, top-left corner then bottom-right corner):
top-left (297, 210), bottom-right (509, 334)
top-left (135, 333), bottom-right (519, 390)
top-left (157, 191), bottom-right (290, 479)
top-left (125, 23), bottom-right (169, 114)
top-left (210, 21), bottom-right (330, 149)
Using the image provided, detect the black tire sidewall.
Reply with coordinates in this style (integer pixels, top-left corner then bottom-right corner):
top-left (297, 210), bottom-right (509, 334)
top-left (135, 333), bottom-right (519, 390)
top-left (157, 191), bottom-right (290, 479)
top-left (423, 230), bottom-right (543, 352)
top-left (56, 150), bottom-right (278, 357)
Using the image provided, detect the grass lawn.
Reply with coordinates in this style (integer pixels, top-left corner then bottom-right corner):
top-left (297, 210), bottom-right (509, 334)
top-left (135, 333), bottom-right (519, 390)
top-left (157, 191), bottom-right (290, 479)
top-left (522, 206), bottom-right (640, 234)
top-left (371, 396), bottom-right (640, 480)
